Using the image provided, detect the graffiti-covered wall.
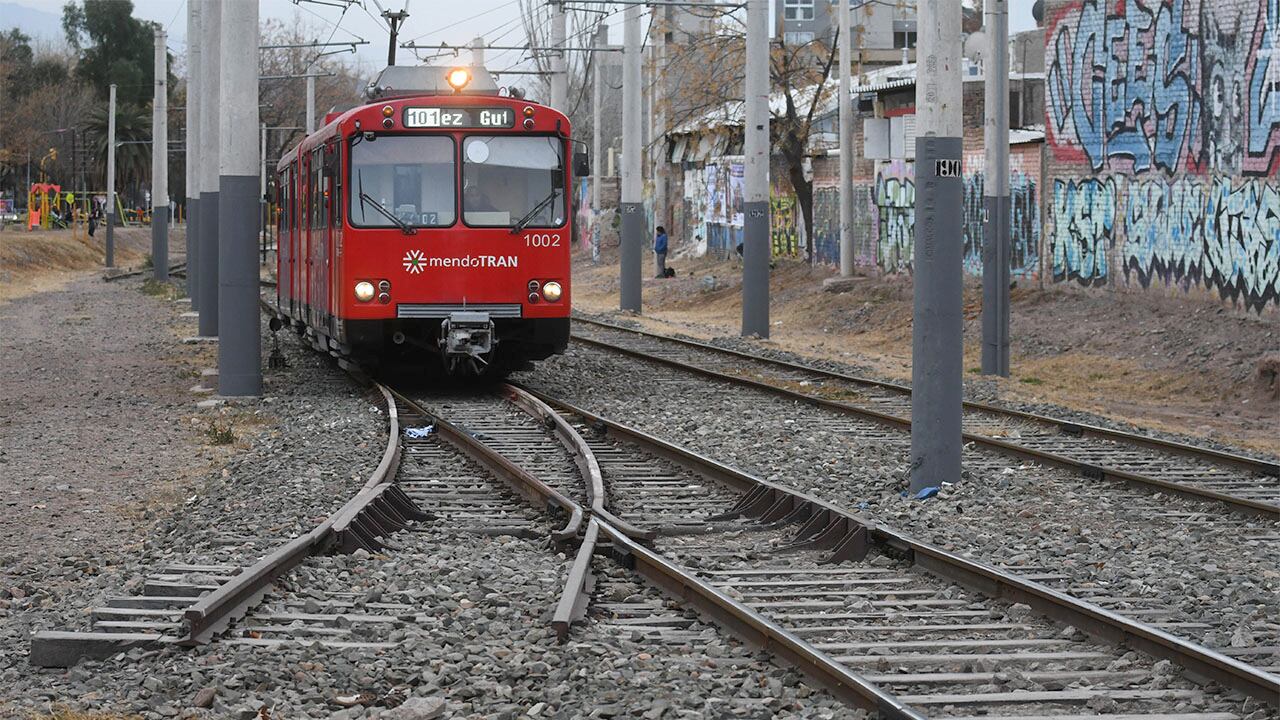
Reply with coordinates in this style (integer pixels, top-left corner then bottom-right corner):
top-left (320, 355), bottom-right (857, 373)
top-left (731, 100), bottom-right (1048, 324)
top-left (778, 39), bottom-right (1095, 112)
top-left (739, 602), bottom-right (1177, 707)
top-left (808, 147), bottom-right (1044, 278)
top-left (1045, 0), bottom-right (1280, 312)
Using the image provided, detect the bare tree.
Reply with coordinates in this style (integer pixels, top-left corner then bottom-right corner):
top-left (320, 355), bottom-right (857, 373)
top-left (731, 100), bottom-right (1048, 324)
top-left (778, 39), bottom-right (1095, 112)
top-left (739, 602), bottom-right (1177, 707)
top-left (257, 15), bottom-right (364, 164)
top-left (659, 17), bottom-right (838, 261)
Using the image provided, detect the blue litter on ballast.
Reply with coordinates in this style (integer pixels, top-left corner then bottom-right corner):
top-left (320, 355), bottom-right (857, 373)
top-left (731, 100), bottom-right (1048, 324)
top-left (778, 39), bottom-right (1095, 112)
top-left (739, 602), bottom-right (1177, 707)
top-left (900, 486), bottom-right (940, 500)
top-left (404, 425), bottom-right (435, 439)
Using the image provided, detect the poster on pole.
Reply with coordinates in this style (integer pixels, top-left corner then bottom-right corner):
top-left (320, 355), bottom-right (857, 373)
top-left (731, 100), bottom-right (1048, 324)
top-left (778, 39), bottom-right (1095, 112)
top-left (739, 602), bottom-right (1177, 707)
top-left (729, 163), bottom-right (745, 227)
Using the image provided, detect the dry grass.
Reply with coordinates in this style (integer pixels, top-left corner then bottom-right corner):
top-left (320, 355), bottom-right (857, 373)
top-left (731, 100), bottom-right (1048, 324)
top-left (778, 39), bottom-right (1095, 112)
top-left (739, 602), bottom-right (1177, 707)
top-left (0, 227), bottom-right (149, 303)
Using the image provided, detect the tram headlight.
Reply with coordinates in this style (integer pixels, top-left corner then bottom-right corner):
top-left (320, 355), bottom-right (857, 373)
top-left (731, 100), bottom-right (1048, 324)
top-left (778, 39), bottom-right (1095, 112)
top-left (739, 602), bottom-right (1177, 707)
top-left (542, 281), bottom-right (562, 302)
top-left (447, 68), bottom-right (471, 92)
top-left (354, 281), bottom-right (375, 302)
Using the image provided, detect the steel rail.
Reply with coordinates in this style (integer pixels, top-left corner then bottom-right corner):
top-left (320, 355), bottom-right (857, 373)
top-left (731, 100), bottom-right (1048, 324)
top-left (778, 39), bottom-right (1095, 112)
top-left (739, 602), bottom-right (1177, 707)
top-left (385, 388), bottom-right (585, 542)
top-left (181, 383), bottom-right (425, 644)
top-left (104, 261), bottom-right (188, 282)
top-left (594, 519), bottom-right (929, 720)
top-left (571, 327), bottom-right (1279, 518)
top-left (502, 384), bottom-right (655, 540)
top-left (552, 518), bottom-right (600, 642)
top-left (574, 317), bottom-right (1279, 478)
top-left (521, 385), bottom-right (1280, 706)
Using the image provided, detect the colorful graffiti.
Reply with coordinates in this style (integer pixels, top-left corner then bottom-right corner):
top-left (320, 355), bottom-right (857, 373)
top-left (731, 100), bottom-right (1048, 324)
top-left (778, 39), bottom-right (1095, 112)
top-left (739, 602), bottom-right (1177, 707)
top-left (875, 162), bottom-right (915, 273)
top-left (1051, 177), bottom-right (1117, 286)
top-left (961, 172), bottom-right (1042, 278)
top-left (770, 194), bottom-right (800, 257)
top-left (812, 187), bottom-right (839, 265)
top-left (1125, 176), bottom-right (1280, 312)
top-left (1046, 0), bottom-right (1280, 177)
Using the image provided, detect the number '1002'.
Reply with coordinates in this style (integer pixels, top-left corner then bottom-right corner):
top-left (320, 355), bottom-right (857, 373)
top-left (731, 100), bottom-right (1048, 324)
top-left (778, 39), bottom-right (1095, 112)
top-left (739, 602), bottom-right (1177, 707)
top-left (526, 234), bottom-right (561, 248)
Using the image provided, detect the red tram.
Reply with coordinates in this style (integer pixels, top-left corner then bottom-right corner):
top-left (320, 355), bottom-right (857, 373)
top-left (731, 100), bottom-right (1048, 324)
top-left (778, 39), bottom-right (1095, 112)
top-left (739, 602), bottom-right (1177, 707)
top-left (273, 65), bottom-right (582, 375)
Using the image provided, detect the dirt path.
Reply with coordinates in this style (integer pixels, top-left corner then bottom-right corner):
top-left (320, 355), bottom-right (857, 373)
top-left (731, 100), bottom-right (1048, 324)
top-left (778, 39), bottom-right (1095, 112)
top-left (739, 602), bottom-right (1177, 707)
top-left (0, 273), bottom-right (222, 602)
top-left (571, 246), bottom-right (1279, 455)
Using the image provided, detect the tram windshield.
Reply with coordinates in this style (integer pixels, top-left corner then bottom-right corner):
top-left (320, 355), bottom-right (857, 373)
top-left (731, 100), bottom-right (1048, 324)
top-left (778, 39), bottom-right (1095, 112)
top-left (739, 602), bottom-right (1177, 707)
top-left (461, 136), bottom-right (565, 228)
top-left (349, 135), bottom-right (456, 228)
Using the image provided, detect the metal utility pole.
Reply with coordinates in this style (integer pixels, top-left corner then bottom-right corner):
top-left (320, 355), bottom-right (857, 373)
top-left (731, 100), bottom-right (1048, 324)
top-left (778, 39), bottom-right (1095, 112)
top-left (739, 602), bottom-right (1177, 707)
top-left (382, 9), bottom-right (409, 66)
top-left (619, 2), bottom-right (642, 312)
top-left (591, 24), bottom-right (604, 264)
top-left (306, 74), bottom-right (316, 134)
top-left (105, 83), bottom-right (117, 268)
top-left (550, 1), bottom-right (567, 109)
top-left (260, 122), bottom-right (268, 263)
top-left (981, 0), bottom-right (1010, 377)
top-left (218, 0), bottom-right (261, 396)
top-left (198, 0), bottom-right (221, 338)
top-left (186, 0), bottom-right (201, 307)
top-left (152, 27), bottom-right (169, 282)
top-left (838, 0), bottom-right (853, 277)
top-left (741, 0), bottom-right (769, 337)
top-left (909, 0), bottom-right (964, 494)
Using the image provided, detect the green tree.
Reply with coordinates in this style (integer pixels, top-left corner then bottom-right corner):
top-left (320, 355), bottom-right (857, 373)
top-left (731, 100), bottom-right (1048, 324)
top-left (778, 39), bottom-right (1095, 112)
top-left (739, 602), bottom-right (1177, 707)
top-left (62, 0), bottom-right (155, 106)
top-left (84, 101), bottom-right (149, 204)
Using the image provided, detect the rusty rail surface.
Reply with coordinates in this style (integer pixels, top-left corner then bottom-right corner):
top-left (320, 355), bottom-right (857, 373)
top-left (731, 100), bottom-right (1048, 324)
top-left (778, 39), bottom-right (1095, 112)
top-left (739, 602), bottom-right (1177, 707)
top-left (571, 320), bottom-right (1279, 517)
top-left (522, 385), bottom-right (1280, 707)
top-left (386, 388), bottom-right (586, 542)
top-left (180, 383), bottom-right (425, 644)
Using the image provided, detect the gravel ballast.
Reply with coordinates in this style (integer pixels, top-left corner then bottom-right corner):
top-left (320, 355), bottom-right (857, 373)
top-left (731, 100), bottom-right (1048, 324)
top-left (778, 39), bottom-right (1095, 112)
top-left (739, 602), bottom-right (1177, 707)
top-left (519, 343), bottom-right (1280, 655)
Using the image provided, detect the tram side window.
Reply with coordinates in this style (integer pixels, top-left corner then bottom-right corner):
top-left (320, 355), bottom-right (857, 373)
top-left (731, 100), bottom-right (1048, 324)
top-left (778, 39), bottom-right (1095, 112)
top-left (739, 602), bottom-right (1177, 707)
top-left (315, 150), bottom-right (326, 231)
top-left (349, 135), bottom-right (455, 228)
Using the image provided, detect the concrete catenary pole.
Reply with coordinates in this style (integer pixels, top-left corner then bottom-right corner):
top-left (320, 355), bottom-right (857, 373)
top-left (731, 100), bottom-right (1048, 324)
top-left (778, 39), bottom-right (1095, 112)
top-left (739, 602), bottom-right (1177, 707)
top-left (909, 0), bottom-right (964, 494)
top-left (550, 1), bottom-right (567, 110)
top-left (619, 2), bottom-right (642, 313)
top-left (591, 24), bottom-right (604, 263)
top-left (152, 27), bottom-right (169, 282)
top-left (741, 0), bottom-right (769, 337)
top-left (105, 83), bottom-right (117, 268)
top-left (471, 36), bottom-right (485, 67)
top-left (305, 74), bottom-right (316, 135)
top-left (218, 0), bottom-right (261, 396)
top-left (198, 0), bottom-right (221, 338)
top-left (837, 0), bottom-right (854, 277)
top-left (981, 0), bottom-right (1010, 376)
top-left (185, 0), bottom-right (201, 308)
top-left (652, 11), bottom-right (667, 239)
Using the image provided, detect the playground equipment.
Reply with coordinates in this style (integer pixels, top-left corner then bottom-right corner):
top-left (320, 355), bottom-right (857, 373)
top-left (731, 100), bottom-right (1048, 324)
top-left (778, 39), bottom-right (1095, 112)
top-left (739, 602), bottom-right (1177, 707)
top-left (26, 183), bottom-right (61, 230)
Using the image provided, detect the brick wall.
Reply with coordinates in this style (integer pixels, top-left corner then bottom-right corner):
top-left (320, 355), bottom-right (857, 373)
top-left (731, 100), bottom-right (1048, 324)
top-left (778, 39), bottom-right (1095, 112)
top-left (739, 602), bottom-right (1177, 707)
top-left (1043, 0), bottom-right (1279, 313)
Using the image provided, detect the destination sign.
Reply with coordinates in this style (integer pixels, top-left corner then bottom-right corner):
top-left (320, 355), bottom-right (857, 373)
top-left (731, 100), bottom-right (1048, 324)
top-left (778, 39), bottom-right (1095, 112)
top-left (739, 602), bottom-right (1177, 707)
top-left (403, 107), bottom-right (515, 129)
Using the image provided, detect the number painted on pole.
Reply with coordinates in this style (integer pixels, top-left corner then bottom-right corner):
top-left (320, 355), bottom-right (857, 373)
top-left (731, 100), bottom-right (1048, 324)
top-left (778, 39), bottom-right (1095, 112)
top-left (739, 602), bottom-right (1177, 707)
top-left (935, 159), bottom-right (962, 177)
top-left (526, 233), bottom-right (562, 248)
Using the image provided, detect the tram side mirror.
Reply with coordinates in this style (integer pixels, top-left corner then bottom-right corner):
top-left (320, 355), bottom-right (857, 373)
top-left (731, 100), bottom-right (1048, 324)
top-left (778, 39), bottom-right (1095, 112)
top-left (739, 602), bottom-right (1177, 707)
top-left (572, 149), bottom-right (590, 177)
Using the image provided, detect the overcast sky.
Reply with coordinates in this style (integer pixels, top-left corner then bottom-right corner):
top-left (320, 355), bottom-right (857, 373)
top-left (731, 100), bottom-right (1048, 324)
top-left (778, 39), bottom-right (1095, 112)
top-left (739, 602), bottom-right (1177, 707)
top-left (8, 0), bottom-right (1038, 78)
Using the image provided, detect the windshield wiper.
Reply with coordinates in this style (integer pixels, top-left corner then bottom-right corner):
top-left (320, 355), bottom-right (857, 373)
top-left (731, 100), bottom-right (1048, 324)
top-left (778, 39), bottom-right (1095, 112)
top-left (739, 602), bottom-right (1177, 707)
top-left (509, 188), bottom-right (560, 235)
top-left (357, 170), bottom-right (416, 235)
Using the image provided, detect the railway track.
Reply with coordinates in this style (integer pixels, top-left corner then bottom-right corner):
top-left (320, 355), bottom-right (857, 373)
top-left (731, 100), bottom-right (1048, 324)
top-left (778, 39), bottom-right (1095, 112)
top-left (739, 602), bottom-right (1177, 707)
top-left (30, 311), bottom-right (1277, 717)
top-left (571, 317), bottom-right (1280, 517)
top-left (412, 384), bottom-right (1278, 719)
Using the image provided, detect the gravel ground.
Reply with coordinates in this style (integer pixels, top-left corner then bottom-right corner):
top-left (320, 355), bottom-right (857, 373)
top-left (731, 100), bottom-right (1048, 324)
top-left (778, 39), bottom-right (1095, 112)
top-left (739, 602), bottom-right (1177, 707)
top-left (8, 389), bottom-right (857, 719)
top-left (0, 277), bottom-right (387, 717)
top-left (517, 344), bottom-right (1280, 655)
top-left (575, 312), bottom-right (1280, 463)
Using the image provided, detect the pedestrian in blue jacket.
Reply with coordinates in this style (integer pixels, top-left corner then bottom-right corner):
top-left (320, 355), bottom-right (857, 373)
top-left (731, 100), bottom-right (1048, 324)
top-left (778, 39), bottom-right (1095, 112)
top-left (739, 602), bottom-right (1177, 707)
top-left (654, 226), bottom-right (668, 278)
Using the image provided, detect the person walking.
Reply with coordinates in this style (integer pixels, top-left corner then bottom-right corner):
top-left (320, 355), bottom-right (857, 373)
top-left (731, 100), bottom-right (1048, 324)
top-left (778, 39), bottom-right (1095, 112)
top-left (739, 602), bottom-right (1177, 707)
top-left (654, 225), bottom-right (668, 278)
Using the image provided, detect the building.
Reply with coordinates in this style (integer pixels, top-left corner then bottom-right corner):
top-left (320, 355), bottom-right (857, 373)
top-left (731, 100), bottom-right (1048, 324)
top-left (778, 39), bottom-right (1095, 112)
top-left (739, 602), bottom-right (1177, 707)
top-left (776, 0), bottom-right (919, 65)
